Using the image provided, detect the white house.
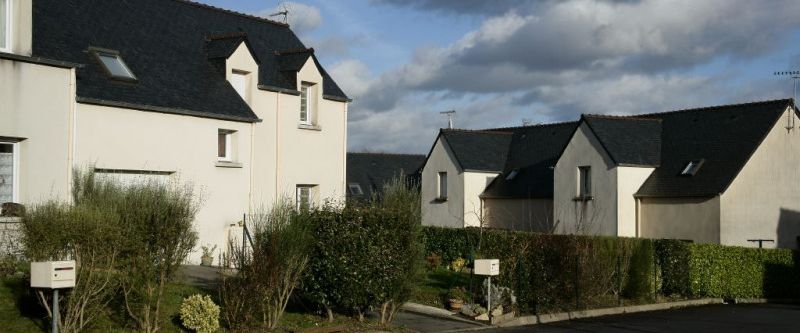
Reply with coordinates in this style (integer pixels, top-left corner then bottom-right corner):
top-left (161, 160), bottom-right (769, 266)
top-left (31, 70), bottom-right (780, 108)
top-left (0, 0), bottom-right (349, 261)
top-left (421, 99), bottom-right (800, 249)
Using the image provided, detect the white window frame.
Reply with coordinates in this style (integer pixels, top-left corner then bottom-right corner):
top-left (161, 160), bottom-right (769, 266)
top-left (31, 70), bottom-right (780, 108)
top-left (230, 71), bottom-right (248, 101)
top-left (437, 171), bottom-right (448, 200)
top-left (94, 51), bottom-right (137, 81)
top-left (218, 129), bottom-right (234, 162)
top-left (0, 0), bottom-right (12, 53)
top-left (300, 82), bottom-right (315, 125)
top-left (296, 185), bottom-right (315, 210)
top-left (0, 141), bottom-right (19, 204)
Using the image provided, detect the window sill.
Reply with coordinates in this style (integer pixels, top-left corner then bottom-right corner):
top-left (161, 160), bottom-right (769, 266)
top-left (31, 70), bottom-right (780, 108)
top-left (433, 197), bottom-right (448, 203)
top-left (298, 123), bottom-right (322, 131)
top-left (573, 196), bottom-right (593, 202)
top-left (215, 161), bottom-right (243, 168)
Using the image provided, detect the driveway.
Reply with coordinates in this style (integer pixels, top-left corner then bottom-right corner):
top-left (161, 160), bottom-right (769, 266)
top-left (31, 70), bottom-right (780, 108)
top-left (482, 304), bottom-right (800, 333)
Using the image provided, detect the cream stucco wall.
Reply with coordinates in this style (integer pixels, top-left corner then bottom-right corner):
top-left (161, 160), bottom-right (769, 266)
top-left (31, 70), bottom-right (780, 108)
top-left (421, 138), bottom-right (465, 228)
top-left (483, 198), bottom-right (554, 232)
top-left (639, 196), bottom-right (720, 243)
top-left (8, 0), bottom-right (32, 55)
top-left (720, 107), bottom-right (800, 248)
top-left (0, 58), bottom-right (73, 204)
top-left (463, 171), bottom-right (498, 227)
top-left (616, 166), bottom-right (654, 237)
top-left (554, 123), bottom-right (617, 235)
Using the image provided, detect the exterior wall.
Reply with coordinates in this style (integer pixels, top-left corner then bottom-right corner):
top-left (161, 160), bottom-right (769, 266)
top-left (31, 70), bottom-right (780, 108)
top-left (554, 123), bottom-right (618, 235)
top-left (720, 107), bottom-right (800, 249)
top-left (616, 166), bottom-right (654, 237)
top-left (421, 138), bottom-right (465, 228)
top-left (462, 171), bottom-right (498, 227)
top-left (639, 197), bottom-right (720, 243)
top-left (483, 198), bottom-right (554, 232)
top-left (9, 0), bottom-right (32, 55)
top-left (0, 58), bottom-right (74, 204)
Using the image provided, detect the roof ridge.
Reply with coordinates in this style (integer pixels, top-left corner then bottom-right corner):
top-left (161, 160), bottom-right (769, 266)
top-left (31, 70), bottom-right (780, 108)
top-left (484, 120), bottom-right (579, 132)
top-left (442, 128), bottom-right (514, 135)
top-left (174, 0), bottom-right (290, 28)
top-left (638, 98), bottom-right (794, 118)
top-left (348, 152), bottom-right (425, 157)
top-left (583, 114), bottom-right (662, 122)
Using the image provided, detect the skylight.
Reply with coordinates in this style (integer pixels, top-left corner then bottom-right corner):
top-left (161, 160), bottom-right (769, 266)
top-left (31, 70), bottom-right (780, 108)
top-left (95, 51), bottom-right (136, 80)
top-left (348, 183), bottom-right (364, 196)
top-left (680, 159), bottom-right (704, 176)
top-left (505, 169), bottom-right (519, 180)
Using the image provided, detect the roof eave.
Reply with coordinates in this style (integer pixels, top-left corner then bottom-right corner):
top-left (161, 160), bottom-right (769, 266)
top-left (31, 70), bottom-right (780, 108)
top-left (0, 51), bottom-right (81, 69)
top-left (76, 97), bottom-right (262, 123)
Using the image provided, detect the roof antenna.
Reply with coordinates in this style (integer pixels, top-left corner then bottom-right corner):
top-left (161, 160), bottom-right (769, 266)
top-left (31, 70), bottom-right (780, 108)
top-left (440, 110), bottom-right (456, 129)
top-left (522, 119), bottom-right (532, 126)
top-left (774, 70), bottom-right (800, 131)
top-left (269, 2), bottom-right (289, 24)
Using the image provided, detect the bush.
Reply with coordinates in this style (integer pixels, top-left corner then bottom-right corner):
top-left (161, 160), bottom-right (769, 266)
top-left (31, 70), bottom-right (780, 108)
top-left (180, 294), bottom-right (220, 333)
top-left (655, 239), bottom-right (691, 296)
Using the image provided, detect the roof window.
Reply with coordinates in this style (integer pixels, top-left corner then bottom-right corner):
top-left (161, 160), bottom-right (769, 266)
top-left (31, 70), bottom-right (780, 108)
top-left (505, 169), bottom-right (519, 180)
top-left (348, 183), bottom-right (364, 196)
top-left (92, 48), bottom-right (136, 81)
top-left (680, 159), bottom-right (704, 176)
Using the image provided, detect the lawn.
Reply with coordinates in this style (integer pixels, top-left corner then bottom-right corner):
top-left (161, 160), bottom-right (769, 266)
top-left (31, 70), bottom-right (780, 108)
top-left (412, 268), bottom-right (476, 308)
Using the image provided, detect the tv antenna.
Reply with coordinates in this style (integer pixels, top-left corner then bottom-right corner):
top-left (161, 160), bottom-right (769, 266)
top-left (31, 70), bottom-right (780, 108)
top-left (268, 3), bottom-right (289, 24)
top-left (522, 119), bottom-right (533, 126)
top-left (440, 110), bottom-right (456, 129)
top-left (774, 70), bottom-right (800, 102)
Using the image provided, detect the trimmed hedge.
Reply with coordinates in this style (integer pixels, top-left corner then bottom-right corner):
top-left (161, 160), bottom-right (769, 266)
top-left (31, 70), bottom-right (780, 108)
top-left (422, 226), bottom-right (800, 313)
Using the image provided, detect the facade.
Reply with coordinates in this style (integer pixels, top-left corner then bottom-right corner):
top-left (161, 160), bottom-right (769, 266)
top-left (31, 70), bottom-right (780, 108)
top-left (0, 0), bottom-right (349, 262)
top-left (420, 99), bottom-right (800, 249)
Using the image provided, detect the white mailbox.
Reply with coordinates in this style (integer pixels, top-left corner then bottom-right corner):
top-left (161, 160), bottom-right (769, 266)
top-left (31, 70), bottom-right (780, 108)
top-left (474, 259), bottom-right (500, 276)
top-left (31, 261), bottom-right (76, 289)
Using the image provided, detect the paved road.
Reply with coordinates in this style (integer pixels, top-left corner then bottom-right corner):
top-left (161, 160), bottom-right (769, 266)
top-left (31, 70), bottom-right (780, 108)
top-left (483, 304), bottom-right (800, 333)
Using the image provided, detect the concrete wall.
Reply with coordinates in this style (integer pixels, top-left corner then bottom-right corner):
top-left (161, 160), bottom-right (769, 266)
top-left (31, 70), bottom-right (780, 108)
top-left (639, 196), bottom-right (720, 243)
top-left (9, 0), bottom-right (32, 55)
top-left (554, 123), bottom-right (617, 235)
top-left (721, 107), bottom-right (800, 249)
top-left (463, 171), bottom-right (498, 227)
top-left (0, 58), bottom-right (74, 204)
top-left (421, 138), bottom-right (464, 228)
top-left (616, 166), bottom-right (654, 237)
top-left (483, 198), bottom-right (554, 232)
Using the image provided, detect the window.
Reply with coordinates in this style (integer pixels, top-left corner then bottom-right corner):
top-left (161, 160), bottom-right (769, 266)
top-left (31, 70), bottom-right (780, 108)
top-left (217, 129), bottom-right (235, 162)
top-left (348, 183), bottom-right (363, 196)
top-left (296, 185), bottom-right (315, 210)
top-left (680, 159), bottom-right (704, 176)
top-left (0, 142), bottom-right (17, 205)
top-left (230, 71), bottom-right (248, 100)
top-left (505, 169), bottom-right (519, 180)
top-left (578, 166), bottom-right (591, 198)
top-left (0, 0), bottom-right (9, 52)
top-left (437, 172), bottom-right (448, 200)
top-left (300, 82), bottom-right (315, 124)
top-left (94, 50), bottom-right (136, 80)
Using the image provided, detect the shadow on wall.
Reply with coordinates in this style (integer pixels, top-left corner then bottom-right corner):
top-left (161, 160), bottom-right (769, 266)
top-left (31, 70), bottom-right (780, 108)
top-left (777, 208), bottom-right (800, 249)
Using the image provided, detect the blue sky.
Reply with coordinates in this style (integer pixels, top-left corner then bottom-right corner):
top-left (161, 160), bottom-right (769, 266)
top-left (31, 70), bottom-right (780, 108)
top-left (199, 0), bottom-right (800, 154)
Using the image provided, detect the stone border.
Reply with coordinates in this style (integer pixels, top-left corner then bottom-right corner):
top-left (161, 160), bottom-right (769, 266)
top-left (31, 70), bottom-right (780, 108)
top-left (401, 303), bottom-right (487, 326)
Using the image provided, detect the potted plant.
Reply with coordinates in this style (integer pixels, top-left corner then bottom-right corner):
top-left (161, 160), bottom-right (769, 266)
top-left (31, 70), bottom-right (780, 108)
top-left (447, 287), bottom-right (468, 311)
top-left (200, 244), bottom-right (217, 266)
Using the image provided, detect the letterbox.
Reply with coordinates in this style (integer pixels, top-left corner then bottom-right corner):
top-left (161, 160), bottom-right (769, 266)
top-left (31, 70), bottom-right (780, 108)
top-left (474, 259), bottom-right (500, 276)
top-left (30, 261), bottom-right (76, 289)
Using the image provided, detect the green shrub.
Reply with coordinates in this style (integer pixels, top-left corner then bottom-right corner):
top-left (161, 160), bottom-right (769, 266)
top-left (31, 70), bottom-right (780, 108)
top-left (179, 294), bottom-right (220, 333)
top-left (655, 240), bottom-right (691, 296)
top-left (622, 239), bottom-right (654, 300)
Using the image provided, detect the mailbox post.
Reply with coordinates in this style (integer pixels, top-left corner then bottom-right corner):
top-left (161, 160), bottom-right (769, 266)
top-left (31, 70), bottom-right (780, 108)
top-left (31, 261), bottom-right (76, 333)
top-left (474, 259), bottom-right (500, 318)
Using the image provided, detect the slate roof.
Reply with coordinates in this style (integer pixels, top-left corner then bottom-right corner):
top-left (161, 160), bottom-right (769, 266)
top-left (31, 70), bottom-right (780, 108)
top-left (346, 153), bottom-right (426, 199)
top-left (31, 0), bottom-right (348, 122)
top-left (635, 99), bottom-right (794, 197)
top-left (582, 115), bottom-right (662, 167)
top-left (481, 122), bottom-right (579, 199)
top-left (439, 130), bottom-right (513, 172)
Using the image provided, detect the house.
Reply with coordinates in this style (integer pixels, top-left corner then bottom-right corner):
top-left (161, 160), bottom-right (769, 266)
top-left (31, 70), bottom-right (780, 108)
top-left (346, 152), bottom-right (425, 200)
top-left (421, 99), bottom-right (800, 249)
top-left (0, 0), bottom-right (349, 262)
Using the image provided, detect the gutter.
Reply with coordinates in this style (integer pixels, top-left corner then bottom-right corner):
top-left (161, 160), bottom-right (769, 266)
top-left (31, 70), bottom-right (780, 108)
top-left (0, 51), bottom-right (81, 69)
top-left (76, 97), bottom-right (262, 123)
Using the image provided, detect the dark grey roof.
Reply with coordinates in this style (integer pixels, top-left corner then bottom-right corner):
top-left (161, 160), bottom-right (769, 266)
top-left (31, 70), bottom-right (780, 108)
top-left (346, 153), bottom-right (426, 199)
top-left (481, 122), bottom-right (579, 199)
top-left (440, 130), bottom-right (513, 172)
top-left (636, 99), bottom-right (794, 197)
top-left (32, 0), bottom-right (348, 122)
top-left (583, 116), bottom-right (662, 167)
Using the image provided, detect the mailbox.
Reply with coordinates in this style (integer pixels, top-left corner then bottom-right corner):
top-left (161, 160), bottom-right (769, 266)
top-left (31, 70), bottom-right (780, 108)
top-left (31, 261), bottom-right (76, 289)
top-left (474, 259), bottom-right (499, 276)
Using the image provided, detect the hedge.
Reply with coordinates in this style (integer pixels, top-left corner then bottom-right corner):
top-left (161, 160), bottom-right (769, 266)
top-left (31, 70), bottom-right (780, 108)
top-left (421, 226), bottom-right (800, 313)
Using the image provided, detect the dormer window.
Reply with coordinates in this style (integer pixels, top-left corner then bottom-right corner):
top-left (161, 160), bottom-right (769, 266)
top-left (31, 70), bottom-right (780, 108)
top-left (0, 0), bottom-right (9, 52)
top-left (300, 82), bottom-right (315, 125)
top-left (680, 159), bottom-right (704, 176)
top-left (230, 70), bottom-right (249, 101)
top-left (92, 48), bottom-right (136, 81)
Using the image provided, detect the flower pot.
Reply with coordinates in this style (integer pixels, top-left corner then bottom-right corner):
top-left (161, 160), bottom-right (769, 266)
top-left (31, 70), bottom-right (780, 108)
top-left (201, 255), bottom-right (213, 266)
top-left (448, 299), bottom-right (464, 311)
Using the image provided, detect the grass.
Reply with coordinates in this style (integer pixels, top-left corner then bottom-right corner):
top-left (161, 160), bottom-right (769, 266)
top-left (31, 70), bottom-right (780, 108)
top-left (412, 268), bottom-right (475, 308)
